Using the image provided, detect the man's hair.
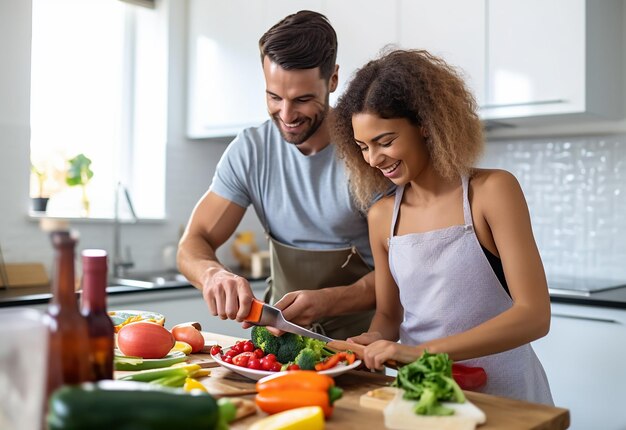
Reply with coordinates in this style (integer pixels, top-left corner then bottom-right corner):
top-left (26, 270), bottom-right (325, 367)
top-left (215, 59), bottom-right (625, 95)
top-left (259, 10), bottom-right (338, 81)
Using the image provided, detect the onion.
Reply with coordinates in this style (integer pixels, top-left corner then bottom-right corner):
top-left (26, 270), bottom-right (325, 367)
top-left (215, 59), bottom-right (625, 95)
top-left (171, 323), bottom-right (205, 353)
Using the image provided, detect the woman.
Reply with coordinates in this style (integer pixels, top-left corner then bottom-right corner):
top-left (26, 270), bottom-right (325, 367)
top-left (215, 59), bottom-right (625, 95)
top-left (331, 49), bottom-right (553, 404)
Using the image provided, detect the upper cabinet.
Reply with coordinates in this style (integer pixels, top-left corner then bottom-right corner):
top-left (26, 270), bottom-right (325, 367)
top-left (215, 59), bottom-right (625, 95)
top-left (187, 0), bottom-right (623, 138)
top-left (482, 0), bottom-right (623, 123)
top-left (398, 0), bottom-right (486, 107)
top-left (399, 0), bottom-right (623, 125)
top-left (187, 0), bottom-right (394, 139)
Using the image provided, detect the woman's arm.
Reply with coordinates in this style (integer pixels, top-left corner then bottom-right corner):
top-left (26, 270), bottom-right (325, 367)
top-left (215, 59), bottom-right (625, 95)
top-left (350, 198), bottom-right (404, 343)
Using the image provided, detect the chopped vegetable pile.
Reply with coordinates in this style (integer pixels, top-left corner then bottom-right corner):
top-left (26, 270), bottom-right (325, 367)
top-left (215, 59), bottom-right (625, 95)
top-left (215, 327), bottom-right (353, 372)
top-left (391, 351), bottom-right (466, 416)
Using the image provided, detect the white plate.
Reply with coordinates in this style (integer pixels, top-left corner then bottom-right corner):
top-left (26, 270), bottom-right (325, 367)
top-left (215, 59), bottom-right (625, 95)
top-left (211, 347), bottom-right (362, 381)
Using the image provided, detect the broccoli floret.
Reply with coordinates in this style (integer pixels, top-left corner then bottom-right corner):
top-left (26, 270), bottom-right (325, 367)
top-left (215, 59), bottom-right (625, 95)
top-left (276, 333), bottom-right (305, 364)
top-left (294, 347), bottom-right (319, 370)
top-left (302, 337), bottom-right (334, 358)
top-left (250, 326), bottom-right (280, 355)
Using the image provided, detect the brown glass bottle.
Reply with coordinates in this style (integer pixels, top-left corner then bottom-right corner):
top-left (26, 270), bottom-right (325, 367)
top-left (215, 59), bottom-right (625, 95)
top-left (45, 230), bottom-right (93, 399)
top-left (80, 249), bottom-right (114, 380)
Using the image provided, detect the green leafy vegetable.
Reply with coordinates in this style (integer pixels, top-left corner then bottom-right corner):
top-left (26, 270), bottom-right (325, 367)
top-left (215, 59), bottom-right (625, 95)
top-left (392, 351), bottom-right (465, 416)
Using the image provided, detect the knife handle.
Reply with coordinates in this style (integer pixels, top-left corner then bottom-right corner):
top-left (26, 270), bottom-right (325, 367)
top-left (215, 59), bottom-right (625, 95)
top-left (244, 298), bottom-right (264, 323)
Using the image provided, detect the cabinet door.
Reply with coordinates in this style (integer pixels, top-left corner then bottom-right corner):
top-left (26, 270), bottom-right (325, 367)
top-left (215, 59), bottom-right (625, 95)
top-left (187, 0), bottom-right (323, 138)
top-left (483, 0), bottom-right (585, 118)
top-left (531, 303), bottom-right (626, 430)
top-left (322, 0), bottom-right (398, 106)
top-left (398, 0), bottom-right (486, 106)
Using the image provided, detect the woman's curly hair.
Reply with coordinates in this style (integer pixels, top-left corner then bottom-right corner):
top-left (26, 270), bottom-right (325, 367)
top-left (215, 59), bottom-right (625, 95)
top-left (331, 49), bottom-right (484, 212)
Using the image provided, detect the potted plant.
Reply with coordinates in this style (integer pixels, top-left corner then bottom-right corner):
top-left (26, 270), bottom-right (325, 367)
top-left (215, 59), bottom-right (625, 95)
top-left (30, 163), bottom-right (49, 212)
top-left (65, 153), bottom-right (94, 216)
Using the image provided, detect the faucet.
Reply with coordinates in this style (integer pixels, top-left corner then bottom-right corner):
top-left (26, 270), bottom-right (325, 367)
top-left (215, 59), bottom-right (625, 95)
top-left (112, 181), bottom-right (138, 278)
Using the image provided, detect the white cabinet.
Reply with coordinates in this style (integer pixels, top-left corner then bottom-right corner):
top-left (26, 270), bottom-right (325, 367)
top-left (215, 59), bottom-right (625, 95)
top-left (482, 0), bottom-right (623, 122)
top-left (531, 303), bottom-right (626, 430)
top-left (398, 0), bottom-right (486, 106)
top-left (187, 0), bottom-right (395, 139)
top-left (187, 0), bottom-right (322, 138)
top-left (323, 0), bottom-right (398, 107)
top-left (187, 0), bottom-right (623, 138)
top-left (399, 0), bottom-right (622, 124)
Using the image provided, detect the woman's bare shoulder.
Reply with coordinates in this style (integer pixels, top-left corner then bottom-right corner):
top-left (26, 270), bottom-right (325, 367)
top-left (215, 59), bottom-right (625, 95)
top-left (470, 168), bottom-right (522, 194)
top-left (368, 193), bottom-right (395, 221)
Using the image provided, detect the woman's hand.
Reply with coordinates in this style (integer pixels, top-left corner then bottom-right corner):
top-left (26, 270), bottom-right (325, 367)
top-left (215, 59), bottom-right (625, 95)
top-left (361, 340), bottom-right (423, 370)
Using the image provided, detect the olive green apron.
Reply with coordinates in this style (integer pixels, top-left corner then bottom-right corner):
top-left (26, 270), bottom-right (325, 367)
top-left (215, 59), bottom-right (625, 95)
top-left (263, 235), bottom-right (375, 340)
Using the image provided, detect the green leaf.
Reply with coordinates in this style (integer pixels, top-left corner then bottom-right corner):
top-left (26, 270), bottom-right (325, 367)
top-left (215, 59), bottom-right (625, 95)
top-left (65, 153), bottom-right (94, 187)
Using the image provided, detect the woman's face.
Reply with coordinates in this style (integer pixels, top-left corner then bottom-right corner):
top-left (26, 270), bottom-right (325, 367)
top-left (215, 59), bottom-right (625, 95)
top-left (352, 113), bottom-right (430, 185)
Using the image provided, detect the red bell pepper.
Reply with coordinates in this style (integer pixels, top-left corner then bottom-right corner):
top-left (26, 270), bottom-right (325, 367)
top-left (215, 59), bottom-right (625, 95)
top-left (451, 364), bottom-right (487, 391)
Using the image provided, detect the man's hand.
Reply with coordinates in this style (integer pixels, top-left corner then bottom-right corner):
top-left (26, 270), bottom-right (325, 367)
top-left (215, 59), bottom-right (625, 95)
top-left (272, 289), bottom-right (328, 328)
top-left (200, 268), bottom-right (255, 322)
top-left (347, 331), bottom-right (383, 346)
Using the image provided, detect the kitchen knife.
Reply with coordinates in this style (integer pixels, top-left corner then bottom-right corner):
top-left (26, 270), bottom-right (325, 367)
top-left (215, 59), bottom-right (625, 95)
top-left (244, 299), bottom-right (333, 343)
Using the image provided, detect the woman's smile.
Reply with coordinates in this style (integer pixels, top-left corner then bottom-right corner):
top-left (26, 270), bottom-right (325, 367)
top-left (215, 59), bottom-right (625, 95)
top-left (379, 160), bottom-right (401, 177)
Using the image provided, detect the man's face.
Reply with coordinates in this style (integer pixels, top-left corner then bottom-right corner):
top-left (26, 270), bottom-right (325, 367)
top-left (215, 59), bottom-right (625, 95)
top-left (262, 57), bottom-right (336, 145)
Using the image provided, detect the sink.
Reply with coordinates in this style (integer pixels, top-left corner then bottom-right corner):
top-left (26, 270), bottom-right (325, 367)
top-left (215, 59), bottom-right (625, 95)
top-left (110, 271), bottom-right (191, 288)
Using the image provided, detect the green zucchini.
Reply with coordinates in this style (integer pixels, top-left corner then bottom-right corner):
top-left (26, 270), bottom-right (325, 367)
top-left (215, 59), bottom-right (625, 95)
top-left (47, 380), bottom-right (220, 430)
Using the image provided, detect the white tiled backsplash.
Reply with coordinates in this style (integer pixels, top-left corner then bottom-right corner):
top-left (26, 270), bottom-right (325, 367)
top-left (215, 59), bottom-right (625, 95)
top-left (482, 135), bottom-right (626, 282)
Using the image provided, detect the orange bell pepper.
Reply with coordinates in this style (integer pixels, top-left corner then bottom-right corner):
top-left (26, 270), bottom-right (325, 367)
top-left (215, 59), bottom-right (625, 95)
top-left (254, 371), bottom-right (343, 418)
top-left (314, 351), bottom-right (356, 371)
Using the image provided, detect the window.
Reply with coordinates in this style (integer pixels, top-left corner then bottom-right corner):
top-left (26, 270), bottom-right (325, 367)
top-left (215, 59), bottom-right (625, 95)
top-left (30, 0), bottom-right (166, 219)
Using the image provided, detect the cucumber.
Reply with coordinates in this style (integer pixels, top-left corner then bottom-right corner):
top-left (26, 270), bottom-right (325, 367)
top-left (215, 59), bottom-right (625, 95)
top-left (47, 380), bottom-right (219, 430)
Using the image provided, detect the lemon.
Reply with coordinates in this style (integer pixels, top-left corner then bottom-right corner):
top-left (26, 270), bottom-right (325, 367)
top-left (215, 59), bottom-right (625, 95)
top-left (171, 341), bottom-right (192, 355)
top-left (183, 377), bottom-right (207, 393)
top-left (249, 406), bottom-right (325, 430)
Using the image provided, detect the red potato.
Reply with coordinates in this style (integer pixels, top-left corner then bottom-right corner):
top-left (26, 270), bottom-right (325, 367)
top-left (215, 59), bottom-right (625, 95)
top-left (117, 321), bottom-right (175, 359)
top-left (171, 323), bottom-right (205, 353)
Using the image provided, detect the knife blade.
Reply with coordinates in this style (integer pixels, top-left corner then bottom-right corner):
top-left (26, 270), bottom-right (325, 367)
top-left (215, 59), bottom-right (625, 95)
top-left (244, 299), bottom-right (333, 343)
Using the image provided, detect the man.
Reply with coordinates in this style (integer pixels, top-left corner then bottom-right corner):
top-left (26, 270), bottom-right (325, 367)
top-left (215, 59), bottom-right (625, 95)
top-left (177, 10), bottom-right (375, 340)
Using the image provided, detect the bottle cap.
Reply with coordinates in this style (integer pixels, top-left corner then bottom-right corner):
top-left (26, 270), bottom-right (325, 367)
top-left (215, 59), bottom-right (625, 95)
top-left (82, 249), bottom-right (108, 272)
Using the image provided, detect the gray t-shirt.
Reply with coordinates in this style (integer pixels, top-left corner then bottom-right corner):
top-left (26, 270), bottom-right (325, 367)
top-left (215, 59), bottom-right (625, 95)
top-left (210, 120), bottom-right (373, 266)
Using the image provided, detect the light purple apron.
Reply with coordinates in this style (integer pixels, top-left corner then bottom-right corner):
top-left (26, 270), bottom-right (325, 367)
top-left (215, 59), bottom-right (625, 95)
top-left (389, 176), bottom-right (553, 404)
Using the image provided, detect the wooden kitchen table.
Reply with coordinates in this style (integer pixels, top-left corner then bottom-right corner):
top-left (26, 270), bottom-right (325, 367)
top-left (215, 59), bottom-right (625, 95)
top-left (167, 332), bottom-right (571, 430)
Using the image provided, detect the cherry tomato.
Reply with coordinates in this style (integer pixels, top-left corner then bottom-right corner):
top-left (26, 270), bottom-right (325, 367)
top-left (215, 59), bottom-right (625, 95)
top-left (232, 354), bottom-right (248, 367)
top-left (232, 351), bottom-right (255, 368)
top-left (253, 348), bottom-right (264, 359)
top-left (260, 357), bottom-right (273, 371)
top-left (269, 362), bottom-right (282, 372)
top-left (264, 354), bottom-right (277, 362)
top-left (247, 358), bottom-right (261, 370)
top-left (287, 364), bottom-right (300, 371)
top-left (225, 349), bottom-right (238, 358)
top-left (210, 345), bottom-right (222, 356)
top-left (242, 340), bottom-right (255, 352)
top-left (222, 355), bottom-right (233, 364)
top-left (231, 343), bottom-right (243, 354)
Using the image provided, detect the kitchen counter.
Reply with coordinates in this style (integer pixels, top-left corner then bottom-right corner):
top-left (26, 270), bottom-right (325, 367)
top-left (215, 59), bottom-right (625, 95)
top-left (159, 332), bottom-right (571, 430)
top-left (3, 279), bottom-right (626, 309)
top-left (0, 270), bottom-right (268, 308)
